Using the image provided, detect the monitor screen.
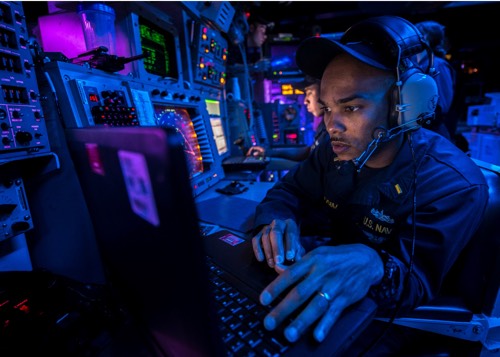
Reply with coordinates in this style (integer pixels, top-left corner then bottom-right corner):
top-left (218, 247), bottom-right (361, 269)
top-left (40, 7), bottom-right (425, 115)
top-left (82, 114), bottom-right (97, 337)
top-left (205, 99), bottom-right (221, 117)
top-left (269, 43), bottom-right (301, 78)
top-left (210, 117), bottom-right (228, 156)
top-left (153, 105), bottom-right (203, 178)
top-left (205, 99), bottom-right (228, 156)
top-left (139, 16), bottom-right (178, 79)
top-left (280, 83), bottom-right (305, 96)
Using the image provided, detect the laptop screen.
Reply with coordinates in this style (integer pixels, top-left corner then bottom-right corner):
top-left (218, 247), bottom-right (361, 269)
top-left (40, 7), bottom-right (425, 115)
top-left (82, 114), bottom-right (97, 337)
top-left (65, 126), bottom-right (223, 356)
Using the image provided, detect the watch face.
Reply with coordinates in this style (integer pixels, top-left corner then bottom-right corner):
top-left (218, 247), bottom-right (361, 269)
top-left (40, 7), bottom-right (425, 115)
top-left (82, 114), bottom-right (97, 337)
top-left (283, 106), bottom-right (297, 121)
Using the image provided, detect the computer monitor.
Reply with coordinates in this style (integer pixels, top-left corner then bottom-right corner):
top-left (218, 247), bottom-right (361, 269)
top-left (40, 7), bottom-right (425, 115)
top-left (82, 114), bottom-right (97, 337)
top-left (151, 103), bottom-right (224, 196)
top-left (138, 16), bottom-right (178, 79)
top-left (268, 43), bottom-right (302, 79)
top-left (205, 99), bottom-right (228, 156)
top-left (121, 2), bottom-right (184, 83)
top-left (153, 104), bottom-right (204, 179)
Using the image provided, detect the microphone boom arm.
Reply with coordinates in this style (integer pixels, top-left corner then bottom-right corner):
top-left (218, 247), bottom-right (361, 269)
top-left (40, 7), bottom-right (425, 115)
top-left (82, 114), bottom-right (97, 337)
top-left (353, 112), bottom-right (434, 172)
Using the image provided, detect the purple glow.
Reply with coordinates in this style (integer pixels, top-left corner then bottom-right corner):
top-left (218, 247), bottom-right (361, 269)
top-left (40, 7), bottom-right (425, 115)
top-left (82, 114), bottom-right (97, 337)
top-left (37, 12), bottom-right (87, 59)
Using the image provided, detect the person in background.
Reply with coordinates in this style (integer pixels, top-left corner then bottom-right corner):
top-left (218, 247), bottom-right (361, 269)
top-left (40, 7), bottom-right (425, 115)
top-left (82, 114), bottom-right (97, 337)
top-left (415, 20), bottom-right (457, 140)
top-left (227, 13), bottom-right (274, 70)
top-left (246, 75), bottom-right (328, 161)
top-left (226, 11), bottom-right (274, 154)
top-left (245, 14), bottom-right (272, 66)
top-left (250, 15), bottom-right (488, 354)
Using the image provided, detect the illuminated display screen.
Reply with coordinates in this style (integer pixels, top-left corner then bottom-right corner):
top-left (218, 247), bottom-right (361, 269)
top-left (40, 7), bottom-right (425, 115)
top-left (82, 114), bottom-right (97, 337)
top-left (205, 99), bottom-right (221, 116)
top-left (269, 43), bottom-right (301, 78)
top-left (153, 105), bottom-right (203, 178)
top-left (281, 83), bottom-right (305, 96)
top-left (89, 93), bottom-right (99, 102)
top-left (139, 17), bottom-right (178, 79)
top-left (205, 99), bottom-right (227, 155)
top-left (210, 117), bottom-right (228, 155)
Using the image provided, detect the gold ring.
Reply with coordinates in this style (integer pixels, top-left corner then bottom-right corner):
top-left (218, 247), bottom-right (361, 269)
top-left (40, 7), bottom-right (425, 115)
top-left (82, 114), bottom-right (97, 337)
top-left (318, 291), bottom-right (332, 302)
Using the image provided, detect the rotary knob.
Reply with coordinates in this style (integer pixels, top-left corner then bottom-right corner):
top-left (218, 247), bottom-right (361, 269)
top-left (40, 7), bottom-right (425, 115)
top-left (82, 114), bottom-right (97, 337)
top-left (15, 131), bottom-right (33, 144)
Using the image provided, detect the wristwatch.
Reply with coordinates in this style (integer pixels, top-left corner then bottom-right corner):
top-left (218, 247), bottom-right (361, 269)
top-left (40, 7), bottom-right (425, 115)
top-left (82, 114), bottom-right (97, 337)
top-left (369, 250), bottom-right (401, 301)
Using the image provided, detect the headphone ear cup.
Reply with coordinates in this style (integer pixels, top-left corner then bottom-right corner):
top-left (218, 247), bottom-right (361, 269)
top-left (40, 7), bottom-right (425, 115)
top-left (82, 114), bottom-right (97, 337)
top-left (390, 69), bottom-right (439, 129)
top-left (389, 67), bottom-right (421, 128)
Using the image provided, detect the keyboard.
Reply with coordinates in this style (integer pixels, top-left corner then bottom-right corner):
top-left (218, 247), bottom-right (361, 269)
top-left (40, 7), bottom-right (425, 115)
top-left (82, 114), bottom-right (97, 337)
top-left (206, 257), bottom-right (291, 356)
top-left (222, 156), bottom-right (270, 172)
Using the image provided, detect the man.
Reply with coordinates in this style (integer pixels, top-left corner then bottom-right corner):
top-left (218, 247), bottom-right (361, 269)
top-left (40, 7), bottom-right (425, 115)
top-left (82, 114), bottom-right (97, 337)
top-left (245, 14), bottom-right (272, 65)
top-left (227, 13), bottom-right (273, 68)
top-left (246, 75), bottom-right (328, 161)
top-left (250, 16), bottom-right (488, 354)
top-left (226, 12), bottom-right (273, 151)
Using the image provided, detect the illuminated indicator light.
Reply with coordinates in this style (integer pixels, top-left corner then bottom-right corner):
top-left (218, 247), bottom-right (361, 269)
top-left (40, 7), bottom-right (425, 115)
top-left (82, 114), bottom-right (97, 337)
top-left (200, 63), bottom-right (205, 69)
top-left (203, 27), bottom-right (207, 33)
top-left (14, 299), bottom-right (28, 309)
top-left (395, 184), bottom-right (403, 194)
top-left (205, 48), bottom-right (209, 53)
top-left (273, 134), bottom-right (278, 139)
top-left (202, 34), bottom-right (207, 40)
top-left (222, 54), bottom-right (227, 60)
top-left (220, 78), bottom-right (225, 84)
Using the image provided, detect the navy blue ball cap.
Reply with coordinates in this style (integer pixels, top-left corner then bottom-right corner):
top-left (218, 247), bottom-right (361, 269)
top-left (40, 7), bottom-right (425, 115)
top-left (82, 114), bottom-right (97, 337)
top-left (295, 75), bottom-right (320, 90)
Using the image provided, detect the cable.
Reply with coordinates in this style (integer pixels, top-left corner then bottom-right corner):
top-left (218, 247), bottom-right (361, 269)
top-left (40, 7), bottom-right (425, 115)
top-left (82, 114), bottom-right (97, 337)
top-left (236, 42), bottom-right (258, 147)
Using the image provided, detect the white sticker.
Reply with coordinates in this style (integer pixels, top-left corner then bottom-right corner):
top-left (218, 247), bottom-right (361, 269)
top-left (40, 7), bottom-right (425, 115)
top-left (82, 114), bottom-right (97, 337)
top-left (118, 150), bottom-right (159, 226)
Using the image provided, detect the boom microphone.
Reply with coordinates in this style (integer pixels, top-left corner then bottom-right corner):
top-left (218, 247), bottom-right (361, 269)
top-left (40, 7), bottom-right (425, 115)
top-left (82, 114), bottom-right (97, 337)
top-left (352, 112), bottom-right (434, 172)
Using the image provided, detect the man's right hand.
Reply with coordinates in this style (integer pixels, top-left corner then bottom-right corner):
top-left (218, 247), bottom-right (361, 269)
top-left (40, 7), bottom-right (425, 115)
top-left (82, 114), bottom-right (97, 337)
top-left (251, 219), bottom-right (305, 271)
top-left (246, 146), bottom-right (266, 158)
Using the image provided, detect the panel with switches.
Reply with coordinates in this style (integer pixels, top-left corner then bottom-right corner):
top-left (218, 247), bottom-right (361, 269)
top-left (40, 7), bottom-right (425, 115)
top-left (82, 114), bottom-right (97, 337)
top-left (0, 1), bottom-right (50, 160)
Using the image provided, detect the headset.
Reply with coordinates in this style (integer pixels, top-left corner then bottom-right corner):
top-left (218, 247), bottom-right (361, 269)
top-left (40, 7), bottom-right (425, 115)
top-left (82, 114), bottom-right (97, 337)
top-left (342, 16), bottom-right (439, 131)
top-left (347, 16), bottom-right (440, 171)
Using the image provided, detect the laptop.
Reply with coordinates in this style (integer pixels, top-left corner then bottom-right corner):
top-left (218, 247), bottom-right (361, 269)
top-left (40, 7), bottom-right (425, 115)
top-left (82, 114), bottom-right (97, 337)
top-left (64, 126), bottom-right (377, 357)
